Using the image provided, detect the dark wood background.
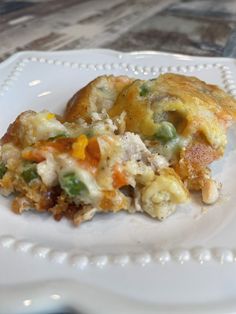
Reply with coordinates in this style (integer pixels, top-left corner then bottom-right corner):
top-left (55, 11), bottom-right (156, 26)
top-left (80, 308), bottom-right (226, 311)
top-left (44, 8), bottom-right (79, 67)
top-left (1, 0), bottom-right (236, 63)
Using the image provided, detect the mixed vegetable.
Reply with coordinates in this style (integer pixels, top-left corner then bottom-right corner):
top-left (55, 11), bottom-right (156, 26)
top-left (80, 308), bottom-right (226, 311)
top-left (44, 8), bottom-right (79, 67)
top-left (155, 121), bottom-right (177, 142)
top-left (60, 172), bottom-right (87, 197)
top-left (21, 163), bottom-right (39, 183)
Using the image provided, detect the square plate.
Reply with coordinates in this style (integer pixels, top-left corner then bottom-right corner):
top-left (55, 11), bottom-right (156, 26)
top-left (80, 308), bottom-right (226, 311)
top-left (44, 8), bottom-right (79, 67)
top-left (1, 49), bottom-right (236, 314)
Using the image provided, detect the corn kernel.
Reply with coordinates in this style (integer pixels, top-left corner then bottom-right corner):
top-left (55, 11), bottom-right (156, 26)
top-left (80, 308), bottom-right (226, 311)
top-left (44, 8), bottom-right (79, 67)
top-left (72, 135), bottom-right (88, 160)
top-left (46, 112), bottom-right (55, 120)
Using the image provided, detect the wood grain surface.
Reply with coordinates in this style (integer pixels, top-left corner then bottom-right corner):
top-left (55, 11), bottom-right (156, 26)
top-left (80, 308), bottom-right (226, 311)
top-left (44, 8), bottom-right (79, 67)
top-left (1, 0), bottom-right (236, 62)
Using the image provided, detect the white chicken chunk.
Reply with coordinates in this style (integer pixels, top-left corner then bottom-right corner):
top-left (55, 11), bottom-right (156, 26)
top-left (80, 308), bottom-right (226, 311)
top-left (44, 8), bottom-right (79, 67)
top-left (141, 169), bottom-right (189, 219)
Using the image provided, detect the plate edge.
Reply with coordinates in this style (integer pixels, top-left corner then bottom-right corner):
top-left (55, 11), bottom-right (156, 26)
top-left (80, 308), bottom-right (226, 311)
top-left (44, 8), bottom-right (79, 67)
top-left (1, 49), bottom-right (236, 70)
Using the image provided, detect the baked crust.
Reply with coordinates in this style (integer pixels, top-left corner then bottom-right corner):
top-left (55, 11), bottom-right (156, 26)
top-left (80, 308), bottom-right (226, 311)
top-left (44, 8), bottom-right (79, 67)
top-left (64, 75), bottom-right (133, 122)
top-left (1, 73), bottom-right (236, 225)
top-left (108, 73), bottom-right (236, 190)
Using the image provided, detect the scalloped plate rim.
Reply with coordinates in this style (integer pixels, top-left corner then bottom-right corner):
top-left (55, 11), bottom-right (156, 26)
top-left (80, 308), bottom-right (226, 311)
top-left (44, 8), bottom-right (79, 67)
top-left (1, 48), bottom-right (236, 70)
top-left (1, 49), bottom-right (236, 314)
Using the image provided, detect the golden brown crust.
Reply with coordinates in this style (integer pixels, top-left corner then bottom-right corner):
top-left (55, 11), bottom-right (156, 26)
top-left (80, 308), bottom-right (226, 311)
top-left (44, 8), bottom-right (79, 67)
top-left (1, 73), bottom-right (236, 224)
top-left (109, 79), bottom-right (157, 136)
top-left (160, 73), bottom-right (236, 121)
top-left (1, 111), bottom-right (35, 146)
top-left (109, 73), bottom-right (236, 140)
top-left (108, 73), bottom-right (236, 191)
top-left (64, 75), bottom-right (133, 122)
top-left (174, 142), bottom-right (219, 190)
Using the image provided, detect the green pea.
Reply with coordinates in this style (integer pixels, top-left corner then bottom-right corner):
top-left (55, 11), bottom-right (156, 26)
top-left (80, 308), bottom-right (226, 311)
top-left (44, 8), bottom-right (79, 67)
top-left (48, 133), bottom-right (67, 140)
top-left (155, 121), bottom-right (177, 142)
top-left (60, 172), bottom-right (87, 197)
top-left (21, 164), bottom-right (39, 183)
top-left (0, 162), bottom-right (7, 179)
top-left (139, 84), bottom-right (149, 97)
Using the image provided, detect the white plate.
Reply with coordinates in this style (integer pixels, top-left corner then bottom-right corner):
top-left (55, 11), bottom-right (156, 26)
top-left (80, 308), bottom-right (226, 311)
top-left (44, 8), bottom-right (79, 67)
top-left (1, 49), bottom-right (236, 314)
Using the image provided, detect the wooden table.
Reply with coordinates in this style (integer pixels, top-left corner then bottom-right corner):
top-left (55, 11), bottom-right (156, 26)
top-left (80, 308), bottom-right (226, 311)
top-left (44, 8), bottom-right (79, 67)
top-left (1, 0), bottom-right (236, 62)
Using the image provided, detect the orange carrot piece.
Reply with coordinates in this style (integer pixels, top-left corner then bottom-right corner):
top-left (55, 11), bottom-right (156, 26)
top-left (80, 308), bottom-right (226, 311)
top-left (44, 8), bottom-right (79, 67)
top-left (112, 164), bottom-right (128, 189)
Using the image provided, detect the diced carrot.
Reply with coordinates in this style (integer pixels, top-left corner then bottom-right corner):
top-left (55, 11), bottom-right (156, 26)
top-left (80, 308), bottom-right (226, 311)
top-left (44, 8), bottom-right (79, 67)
top-left (72, 135), bottom-right (88, 160)
top-left (43, 138), bottom-right (74, 152)
top-left (86, 137), bottom-right (100, 161)
top-left (21, 149), bottom-right (45, 163)
top-left (74, 137), bottom-right (101, 174)
top-left (112, 164), bottom-right (128, 189)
